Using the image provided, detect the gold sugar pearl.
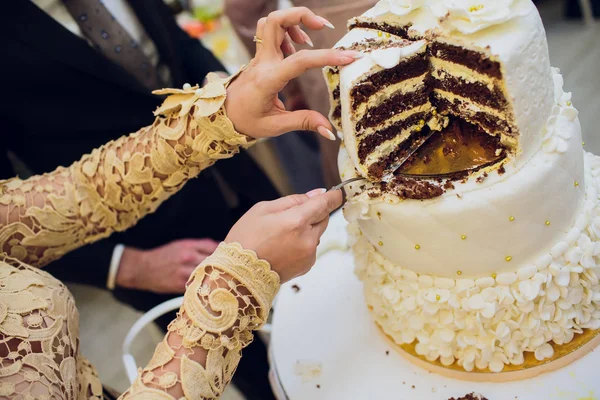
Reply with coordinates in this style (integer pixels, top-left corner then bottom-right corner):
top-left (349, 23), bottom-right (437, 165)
top-left (456, 270), bottom-right (463, 276)
top-left (492, 273), bottom-right (497, 279)
top-left (505, 256), bottom-right (513, 262)
top-left (545, 220), bottom-right (551, 226)
top-left (415, 244), bottom-right (421, 250)
top-left (583, 142), bottom-right (586, 147)
top-left (436, 294), bottom-right (441, 301)
top-left (419, 119), bottom-right (426, 127)
top-left (566, 101), bottom-right (572, 106)
top-left (378, 241), bottom-right (384, 246)
top-left (341, 173), bottom-right (345, 178)
top-left (509, 216), bottom-right (515, 222)
top-left (385, 32), bottom-right (391, 38)
top-left (574, 181), bottom-right (580, 187)
top-left (461, 235), bottom-right (467, 240)
top-left (377, 31), bottom-right (383, 37)
top-left (468, 4), bottom-right (484, 12)
top-left (432, 109), bottom-right (437, 116)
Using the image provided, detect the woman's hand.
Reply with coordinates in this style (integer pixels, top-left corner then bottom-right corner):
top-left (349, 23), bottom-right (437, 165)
top-left (225, 7), bottom-right (361, 141)
top-left (225, 189), bottom-right (343, 283)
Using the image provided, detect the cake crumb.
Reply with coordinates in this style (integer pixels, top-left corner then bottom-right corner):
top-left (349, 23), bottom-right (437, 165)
top-left (293, 361), bottom-right (322, 382)
top-left (448, 393), bottom-right (488, 400)
top-left (291, 284), bottom-right (300, 293)
top-left (316, 385), bottom-right (321, 389)
top-left (498, 165), bottom-right (506, 175)
top-left (443, 180), bottom-right (455, 190)
top-left (385, 350), bottom-right (390, 356)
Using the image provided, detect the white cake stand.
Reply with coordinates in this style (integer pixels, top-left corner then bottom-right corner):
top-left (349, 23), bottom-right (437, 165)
top-left (269, 212), bottom-right (600, 400)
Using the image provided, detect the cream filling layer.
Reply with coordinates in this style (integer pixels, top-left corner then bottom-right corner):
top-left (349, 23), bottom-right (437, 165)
top-left (325, 68), bottom-right (340, 89)
top-left (429, 57), bottom-right (498, 88)
top-left (363, 123), bottom-right (422, 167)
top-left (356, 103), bottom-right (432, 137)
top-left (354, 74), bottom-right (429, 118)
top-left (433, 89), bottom-right (508, 121)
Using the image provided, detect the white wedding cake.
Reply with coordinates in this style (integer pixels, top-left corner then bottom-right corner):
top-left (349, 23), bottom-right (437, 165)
top-left (325, 0), bottom-right (600, 374)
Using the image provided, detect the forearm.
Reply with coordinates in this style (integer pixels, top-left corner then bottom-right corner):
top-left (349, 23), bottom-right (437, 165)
top-left (120, 243), bottom-right (280, 399)
top-left (0, 73), bottom-right (251, 268)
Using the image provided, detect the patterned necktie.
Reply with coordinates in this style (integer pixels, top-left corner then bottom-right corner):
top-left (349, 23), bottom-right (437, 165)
top-left (61, 0), bottom-right (162, 90)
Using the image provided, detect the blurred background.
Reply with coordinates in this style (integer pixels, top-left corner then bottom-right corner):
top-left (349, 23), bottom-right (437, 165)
top-left (59, 0), bottom-right (599, 399)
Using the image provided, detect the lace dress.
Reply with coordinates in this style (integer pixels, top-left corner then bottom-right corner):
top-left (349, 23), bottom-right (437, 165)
top-left (0, 72), bottom-right (280, 399)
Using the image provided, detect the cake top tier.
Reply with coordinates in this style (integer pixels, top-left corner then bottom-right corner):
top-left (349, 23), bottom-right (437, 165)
top-left (328, 0), bottom-right (554, 182)
top-left (361, 0), bottom-right (532, 35)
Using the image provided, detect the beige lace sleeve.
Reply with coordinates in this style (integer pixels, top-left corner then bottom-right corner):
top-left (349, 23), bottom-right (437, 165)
top-left (120, 242), bottom-right (280, 399)
top-left (0, 72), bottom-right (253, 269)
top-left (0, 71), bottom-right (281, 399)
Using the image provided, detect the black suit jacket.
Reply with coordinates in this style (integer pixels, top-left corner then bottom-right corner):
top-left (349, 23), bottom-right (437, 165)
top-left (0, 0), bottom-right (278, 288)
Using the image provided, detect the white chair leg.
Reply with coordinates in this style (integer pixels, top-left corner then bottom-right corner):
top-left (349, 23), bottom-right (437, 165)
top-left (579, 0), bottom-right (595, 26)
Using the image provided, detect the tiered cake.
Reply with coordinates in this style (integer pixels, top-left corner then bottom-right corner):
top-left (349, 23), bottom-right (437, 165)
top-left (326, 0), bottom-right (600, 374)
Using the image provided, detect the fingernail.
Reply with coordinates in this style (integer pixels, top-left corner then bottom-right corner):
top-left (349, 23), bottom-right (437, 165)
top-left (306, 188), bottom-right (327, 197)
top-left (317, 126), bottom-right (336, 141)
top-left (300, 30), bottom-right (314, 48)
top-left (342, 50), bottom-right (364, 59)
top-left (317, 16), bottom-right (335, 29)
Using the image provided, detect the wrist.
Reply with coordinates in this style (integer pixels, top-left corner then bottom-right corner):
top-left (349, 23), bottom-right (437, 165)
top-left (116, 247), bottom-right (145, 289)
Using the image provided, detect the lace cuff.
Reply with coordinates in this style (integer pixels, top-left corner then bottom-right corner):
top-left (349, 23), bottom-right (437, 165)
top-left (152, 70), bottom-right (254, 161)
top-left (121, 243), bottom-right (280, 399)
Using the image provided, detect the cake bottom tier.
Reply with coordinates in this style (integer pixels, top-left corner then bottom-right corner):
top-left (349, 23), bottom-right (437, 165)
top-left (270, 213), bottom-right (600, 399)
top-left (351, 153), bottom-right (600, 373)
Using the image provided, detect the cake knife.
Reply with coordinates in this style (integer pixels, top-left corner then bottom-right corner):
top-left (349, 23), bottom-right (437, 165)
top-left (332, 156), bottom-right (504, 190)
top-left (330, 130), bottom-right (437, 191)
top-left (380, 129), bottom-right (438, 183)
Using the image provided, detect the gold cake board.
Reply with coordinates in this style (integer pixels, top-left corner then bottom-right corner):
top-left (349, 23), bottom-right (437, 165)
top-left (377, 323), bottom-right (600, 383)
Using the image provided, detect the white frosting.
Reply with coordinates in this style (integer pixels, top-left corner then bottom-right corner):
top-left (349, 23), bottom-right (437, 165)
top-left (369, 40), bottom-right (427, 69)
top-left (365, 0), bottom-right (425, 17)
top-left (432, 0), bottom-right (531, 34)
top-left (351, 153), bottom-right (600, 371)
top-left (341, 71), bottom-right (585, 278)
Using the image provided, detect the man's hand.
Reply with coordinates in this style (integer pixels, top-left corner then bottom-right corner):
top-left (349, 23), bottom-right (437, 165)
top-left (116, 239), bottom-right (220, 294)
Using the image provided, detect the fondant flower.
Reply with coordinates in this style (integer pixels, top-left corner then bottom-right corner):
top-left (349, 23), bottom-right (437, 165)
top-left (435, 0), bottom-right (531, 34)
top-left (368, 0), bottom-right (424, 17)
top-left (565, 234), bottom-right (600, 269)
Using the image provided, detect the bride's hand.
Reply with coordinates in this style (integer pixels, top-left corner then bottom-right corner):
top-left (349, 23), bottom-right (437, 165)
top-left (225, 189), bottom-right (343, 283)
top-left (225, 7), bottom-right (361, 141)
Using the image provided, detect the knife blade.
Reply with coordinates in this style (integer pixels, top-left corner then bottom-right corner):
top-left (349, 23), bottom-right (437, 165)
top-left (380, 129), bottom-right (437, 183)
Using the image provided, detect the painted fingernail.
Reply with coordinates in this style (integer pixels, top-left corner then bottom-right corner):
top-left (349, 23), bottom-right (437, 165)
top-left (317, 126), bottom-right (336, 141)
top-left (317, 16), bottom-right (335, 29)
top-left (306, 188), bottom-right (327, 197)
top-left (338, 50), bottom-right (364, 62)
top-left (299, 30), bottom-right (314, 48)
